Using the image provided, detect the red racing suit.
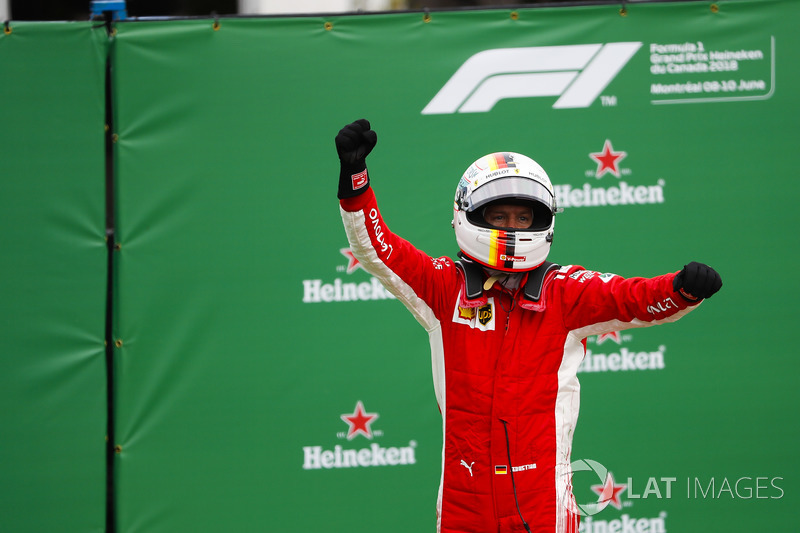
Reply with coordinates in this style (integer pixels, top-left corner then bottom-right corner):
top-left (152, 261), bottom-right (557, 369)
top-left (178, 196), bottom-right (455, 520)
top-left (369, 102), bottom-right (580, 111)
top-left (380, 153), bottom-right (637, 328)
top-left (340, 187), bottom-right (699, 533)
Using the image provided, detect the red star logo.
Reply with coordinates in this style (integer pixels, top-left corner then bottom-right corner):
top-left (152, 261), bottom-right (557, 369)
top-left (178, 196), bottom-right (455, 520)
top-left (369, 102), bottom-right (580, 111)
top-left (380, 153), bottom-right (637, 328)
top-left (589, 140), bottom-right (627, 178)
top-left (596, 331), bottom-right (622, 345)
top-left (591, 473), bottom-right (627, 510)
top-left (340, 248), bottom-right (362, 274)
top-left (340, 401), bottom-right (379, 440)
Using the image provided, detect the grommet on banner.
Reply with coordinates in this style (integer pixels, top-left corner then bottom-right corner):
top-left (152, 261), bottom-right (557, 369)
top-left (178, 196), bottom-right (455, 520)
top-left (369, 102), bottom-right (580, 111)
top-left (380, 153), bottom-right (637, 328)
top-left (619, 2), bottom-right (628, 17)
top-left (3, 21), bottom-right (11, 35)
top-left (114, 444), bottom-right (123, 454)
top-left (510, 11), bottom-right (519, 21)
top-left (423, 9), bottom-right (431, 23)
top-left (710, 3), bottom-right (719, 13)
top-left (212, 12), bottom-right (220, 31)
top-left (114, 339), bottom-right (123, 348)
top-left (324, 21), bottom-right (333, 31)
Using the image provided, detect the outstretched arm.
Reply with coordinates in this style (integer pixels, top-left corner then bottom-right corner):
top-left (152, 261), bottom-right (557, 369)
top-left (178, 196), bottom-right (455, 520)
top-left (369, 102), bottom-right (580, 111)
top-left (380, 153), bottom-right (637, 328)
top-left (559, 263), bottom-right (722, 336)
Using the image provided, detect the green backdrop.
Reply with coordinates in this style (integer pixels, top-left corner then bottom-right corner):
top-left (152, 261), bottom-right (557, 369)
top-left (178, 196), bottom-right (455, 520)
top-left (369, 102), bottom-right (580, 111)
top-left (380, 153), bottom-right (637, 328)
top-left (1, 1), bottom-right (798, 531)
top-left (0, 22), bottom-right (108, 533)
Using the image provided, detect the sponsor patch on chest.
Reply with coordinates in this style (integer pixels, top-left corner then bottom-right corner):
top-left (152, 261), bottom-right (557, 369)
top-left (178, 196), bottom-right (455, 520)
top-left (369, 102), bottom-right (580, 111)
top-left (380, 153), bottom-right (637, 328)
top-left (453, 296), bottom-right (496, 331)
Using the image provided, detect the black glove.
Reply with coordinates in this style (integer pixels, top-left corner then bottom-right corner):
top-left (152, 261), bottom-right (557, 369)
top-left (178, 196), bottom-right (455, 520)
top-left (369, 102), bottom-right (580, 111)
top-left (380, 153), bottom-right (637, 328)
top-left (335, 119), bottom-right (378, 199)
top-left (673, 262), bottom-right (722, 301)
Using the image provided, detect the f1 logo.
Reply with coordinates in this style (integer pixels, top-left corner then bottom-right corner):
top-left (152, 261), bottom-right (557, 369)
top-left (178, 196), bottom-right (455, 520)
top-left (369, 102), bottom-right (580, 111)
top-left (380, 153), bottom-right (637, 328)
top-left (421, 42), bottom-right (642, 114)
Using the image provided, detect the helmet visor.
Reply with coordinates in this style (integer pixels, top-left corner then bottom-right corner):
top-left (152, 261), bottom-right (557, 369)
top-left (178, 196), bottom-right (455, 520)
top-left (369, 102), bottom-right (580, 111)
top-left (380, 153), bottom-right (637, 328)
top-left (462, 178), bottom-right (555, 232)
top-left (466, 177), bottom-right (555, 212)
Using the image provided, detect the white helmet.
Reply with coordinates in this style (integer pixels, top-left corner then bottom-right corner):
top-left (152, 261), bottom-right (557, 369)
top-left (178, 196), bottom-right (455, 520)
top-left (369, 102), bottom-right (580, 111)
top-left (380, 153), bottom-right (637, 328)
top-left (453, 152), bottom-right (556, 272)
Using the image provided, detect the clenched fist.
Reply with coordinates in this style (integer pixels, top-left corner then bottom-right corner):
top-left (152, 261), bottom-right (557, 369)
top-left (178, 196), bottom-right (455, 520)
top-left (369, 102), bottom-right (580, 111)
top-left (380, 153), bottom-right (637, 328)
top-left (674, 262), bottom-right (722, 300)
top-left (336, 119), bottom-right (378, 199)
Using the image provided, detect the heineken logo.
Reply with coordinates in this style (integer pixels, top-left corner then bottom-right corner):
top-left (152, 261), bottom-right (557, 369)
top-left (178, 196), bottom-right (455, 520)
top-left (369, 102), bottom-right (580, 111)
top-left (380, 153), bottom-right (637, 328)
top-left (555, 140), bottom-right (666, 209)
top-left (301, 401), bottom-right (418, 471)
top-left (302, 247), bottom-right (396, 303)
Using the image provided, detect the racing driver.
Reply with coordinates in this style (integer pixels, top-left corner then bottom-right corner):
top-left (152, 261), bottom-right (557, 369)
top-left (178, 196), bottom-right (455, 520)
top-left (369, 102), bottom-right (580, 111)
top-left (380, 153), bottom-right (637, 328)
top-left (335, 119), bottom-right (722, 533)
